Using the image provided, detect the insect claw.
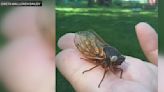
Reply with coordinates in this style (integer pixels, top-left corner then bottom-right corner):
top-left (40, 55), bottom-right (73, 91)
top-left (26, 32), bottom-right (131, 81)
top-left (80, 57), bottom-right (86, 60)
top-left (98, 84), bottom-right (101, 88)
top-left (80, 58), bottom-right (88, 61)
top-left (82, 70), bottom-right (88, 74)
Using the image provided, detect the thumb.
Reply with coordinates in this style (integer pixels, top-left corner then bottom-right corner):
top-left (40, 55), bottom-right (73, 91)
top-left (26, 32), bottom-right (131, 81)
top-left (135, 22), bottom-right (158, 65)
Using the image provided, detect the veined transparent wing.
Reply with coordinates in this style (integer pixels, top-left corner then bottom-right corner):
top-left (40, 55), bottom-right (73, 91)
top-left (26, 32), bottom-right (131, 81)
top-left (74, 31), bottom-right (109, 60)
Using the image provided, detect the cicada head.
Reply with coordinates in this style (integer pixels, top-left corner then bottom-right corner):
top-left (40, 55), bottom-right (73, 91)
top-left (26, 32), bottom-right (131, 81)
top-left (103, 46), bottom-right (125, 65)
top-left (115, 55), bottom-right (125, 65)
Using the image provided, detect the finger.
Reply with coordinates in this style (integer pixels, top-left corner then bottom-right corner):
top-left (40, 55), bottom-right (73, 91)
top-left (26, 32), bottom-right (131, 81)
top-left (135, 22), bottom-right (158, 65)
top-left (1, 7), bottom-right (40, 39)
top-left (57, 33), bottom-right (76, 50)
top-left (123, 56), bottom-right (157, 92)
top-left (0, 39), bottom-right (55, 92)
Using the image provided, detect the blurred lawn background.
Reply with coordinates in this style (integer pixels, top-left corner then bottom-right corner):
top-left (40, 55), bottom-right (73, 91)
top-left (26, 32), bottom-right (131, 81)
top-left (0, 7), bottom-right (10, 92)
top-left (56, 0), bottom-right (158, 92)
top-left (0, 8), bottom-right (9, 48)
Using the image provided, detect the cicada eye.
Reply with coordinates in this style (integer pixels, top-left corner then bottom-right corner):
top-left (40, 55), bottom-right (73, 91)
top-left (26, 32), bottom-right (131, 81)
top-left (116, 55), bottom-right (125, 65)
top-left (111, 56), bottom-right (118, 62)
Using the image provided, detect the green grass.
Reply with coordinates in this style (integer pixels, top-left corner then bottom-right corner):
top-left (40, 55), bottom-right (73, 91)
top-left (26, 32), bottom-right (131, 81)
top-left (0, 7), bottom-right (10, 48)
top-left (0, 81), bottom-right (8, 92)
top-left (56, 7), bottom-right (158, 92)
top-left (0, 8), bottom-right (10, 92)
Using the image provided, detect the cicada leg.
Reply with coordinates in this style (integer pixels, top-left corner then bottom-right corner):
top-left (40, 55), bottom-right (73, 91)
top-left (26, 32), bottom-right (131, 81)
top-left (80, 57), bottom-right (102, 64)
top-left (114, 67), bottom-right (123, 78)
top-left (80, 58), bottom-right (91, 61)
top-left (111, 67), bottom-right (123, 78)
top-left (98, 68), bottom-right (108, 88)
top-left (82, 64), bottom-right (101, 74)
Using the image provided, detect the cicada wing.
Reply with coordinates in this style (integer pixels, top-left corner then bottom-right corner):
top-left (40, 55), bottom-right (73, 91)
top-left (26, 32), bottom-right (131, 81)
top-left (74, 31), bottom-right (109, 59)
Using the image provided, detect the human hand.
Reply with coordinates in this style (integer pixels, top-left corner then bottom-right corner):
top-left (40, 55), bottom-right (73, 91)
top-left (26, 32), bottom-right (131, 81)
top-left (56, 22), bottom-right (157, 92)
top-left (0, 7), bottom-right (55, 92)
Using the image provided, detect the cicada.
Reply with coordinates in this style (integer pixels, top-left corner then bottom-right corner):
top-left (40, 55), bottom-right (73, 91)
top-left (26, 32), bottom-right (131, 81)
top-left (74, 31), bottom-right (125, 88)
